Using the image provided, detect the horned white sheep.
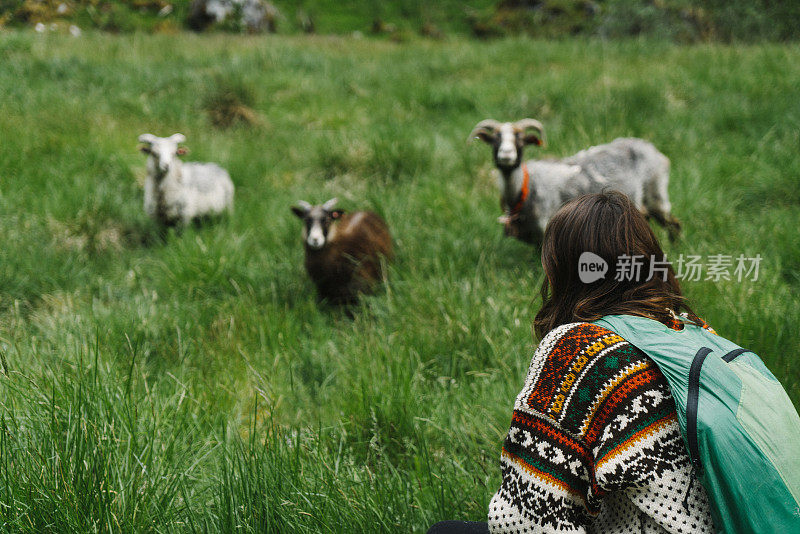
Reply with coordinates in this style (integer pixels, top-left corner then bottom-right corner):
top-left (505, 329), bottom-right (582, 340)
top-left (138, 133), bottom-right (234, 226)
top-left (470, 119), bottom-right (680, 245)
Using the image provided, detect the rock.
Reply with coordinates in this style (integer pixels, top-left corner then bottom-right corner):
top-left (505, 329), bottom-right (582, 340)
top-left (188, 0), bottom-right (278, 33)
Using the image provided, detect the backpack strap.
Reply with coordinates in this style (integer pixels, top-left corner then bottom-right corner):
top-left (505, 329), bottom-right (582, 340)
top-left (721, 348), bottom-right (750, 362)
top-left (683, 346), bottom-right (754, 474)
top-left (687, 347), bottom-right (713, 475)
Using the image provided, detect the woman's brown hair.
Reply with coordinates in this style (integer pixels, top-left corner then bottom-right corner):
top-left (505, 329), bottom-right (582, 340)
top-left (533, 191), bottom-right (699, 339)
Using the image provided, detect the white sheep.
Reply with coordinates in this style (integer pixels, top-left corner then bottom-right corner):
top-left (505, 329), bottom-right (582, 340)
top-left (138, 133), bottom-right (234, 226)
top-left (470, 119), bottom-right (681, 245)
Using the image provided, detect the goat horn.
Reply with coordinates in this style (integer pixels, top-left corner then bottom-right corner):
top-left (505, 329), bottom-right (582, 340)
top-left (513, 119), bottom-right (545, 142)
top-left (322, 198), bottom-right (338, 211)
top-left (468, 119), bottom-right (503, 143)
top-left (296, 200), bottom-right (312, 211)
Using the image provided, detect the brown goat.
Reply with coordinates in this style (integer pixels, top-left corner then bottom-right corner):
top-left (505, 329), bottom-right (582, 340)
top-left (291, 198), bottom-right (393, 305)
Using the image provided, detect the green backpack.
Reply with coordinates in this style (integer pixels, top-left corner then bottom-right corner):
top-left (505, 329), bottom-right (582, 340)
top-left (593, 314), bottom-right (800, 534)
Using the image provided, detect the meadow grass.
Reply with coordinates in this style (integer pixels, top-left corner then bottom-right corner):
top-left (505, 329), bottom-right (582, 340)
top-left (0, 31), bottom-right (798, 532)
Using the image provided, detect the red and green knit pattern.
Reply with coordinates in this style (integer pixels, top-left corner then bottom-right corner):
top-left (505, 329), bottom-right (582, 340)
top-left (489, 322), bottom-right (714, 534)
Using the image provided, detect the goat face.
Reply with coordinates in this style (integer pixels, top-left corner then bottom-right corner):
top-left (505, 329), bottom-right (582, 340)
top-left (495, 123), bottom-right (523, 168)
top-left (470, 119), bottom-right (545, 171)
top-left (138, 133), bottom-right (188, 176)
top-left (291, 199), bottom-right (344, 251)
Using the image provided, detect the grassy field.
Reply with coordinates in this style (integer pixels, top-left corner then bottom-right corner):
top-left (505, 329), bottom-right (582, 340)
top-left (0, 31), bottom-right (799, 532)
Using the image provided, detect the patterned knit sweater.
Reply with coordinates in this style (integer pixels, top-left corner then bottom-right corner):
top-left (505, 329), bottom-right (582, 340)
top-left (488, 322), bottom-right (715, 534)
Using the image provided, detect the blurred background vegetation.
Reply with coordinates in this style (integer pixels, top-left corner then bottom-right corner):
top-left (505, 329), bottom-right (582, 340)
top-left (1, 0), bottom-right (799, 41)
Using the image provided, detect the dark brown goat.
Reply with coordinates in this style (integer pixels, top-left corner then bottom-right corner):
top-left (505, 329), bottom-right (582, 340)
top-left (291, 198), bottom-right (393, 305)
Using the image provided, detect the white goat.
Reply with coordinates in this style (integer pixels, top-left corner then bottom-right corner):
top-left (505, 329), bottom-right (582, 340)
top-left (138, 133), bottom-right (234, 226)
top-left (470, 119), bottom-right (680, 245)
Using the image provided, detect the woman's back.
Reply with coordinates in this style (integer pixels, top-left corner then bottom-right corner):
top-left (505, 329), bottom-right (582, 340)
top-left (489, 321), bottom-right (714, 533)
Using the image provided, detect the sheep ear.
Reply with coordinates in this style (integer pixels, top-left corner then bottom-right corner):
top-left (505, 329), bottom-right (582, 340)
top-left (473, 130), bottom-right (497, 144)
top-left (170, 133), bottom-right (186, 144)
top-left (322, 198), bottom-right (338, 211)
top-left (523, 133), bottom-right (544, 147)
top-left (176, 146), bottom-right (189, 156)
top-left (291, 205), bottom-right (309, 218)
top-left (515, 119), bottom-right (545, 147)
top-left (138, 133), bottom-right (157, 144)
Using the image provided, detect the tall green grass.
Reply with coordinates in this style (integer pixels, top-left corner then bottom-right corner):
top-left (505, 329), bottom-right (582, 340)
top-left (0, 32), bottom-right (798, 531)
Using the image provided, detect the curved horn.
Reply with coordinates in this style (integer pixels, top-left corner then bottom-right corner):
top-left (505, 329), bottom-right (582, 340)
top-left (138, 133), bottom-right (157, 145)
top-left (468, 119), bottom-right (503, 143)
top-left (513, 118), bottom-right (545, 146)
top-left (322, 198), bottom-right (338, 211)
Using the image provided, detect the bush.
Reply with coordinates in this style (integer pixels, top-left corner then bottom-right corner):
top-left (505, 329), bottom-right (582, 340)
top-left (0, 0), bottom-right (798, 41)
top-left (203, 76), bottom-right (260, 129)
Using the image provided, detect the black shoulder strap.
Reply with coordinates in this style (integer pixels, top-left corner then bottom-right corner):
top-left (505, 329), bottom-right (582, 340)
top-left (686, 347), bottom-right (713, 474)
top-left (721, 348), bottom-right (749, 363)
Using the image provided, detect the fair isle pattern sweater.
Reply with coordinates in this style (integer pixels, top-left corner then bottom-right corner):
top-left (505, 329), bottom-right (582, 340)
top-left (489, 322), bottom-right (715, 534)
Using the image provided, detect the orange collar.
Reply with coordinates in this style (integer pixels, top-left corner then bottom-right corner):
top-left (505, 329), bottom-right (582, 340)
top-left (510, 165), bottom-right (530, 214)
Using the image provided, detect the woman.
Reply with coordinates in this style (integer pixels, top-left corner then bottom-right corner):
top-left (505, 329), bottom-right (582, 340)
top-left (487, 191), bottom-right (716, 533)
top-left (430, 191), bottom-right (715, 534)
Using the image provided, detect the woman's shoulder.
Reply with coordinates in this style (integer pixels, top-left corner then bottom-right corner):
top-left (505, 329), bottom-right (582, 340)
top-left (533, 321), bottom-right (662, 385)
top-left (524, 321), bottom-right (637, 394)
top-left (519, 321), bottom-right (667, 429)
top-left (536, 321), bottom-right (624, 356)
